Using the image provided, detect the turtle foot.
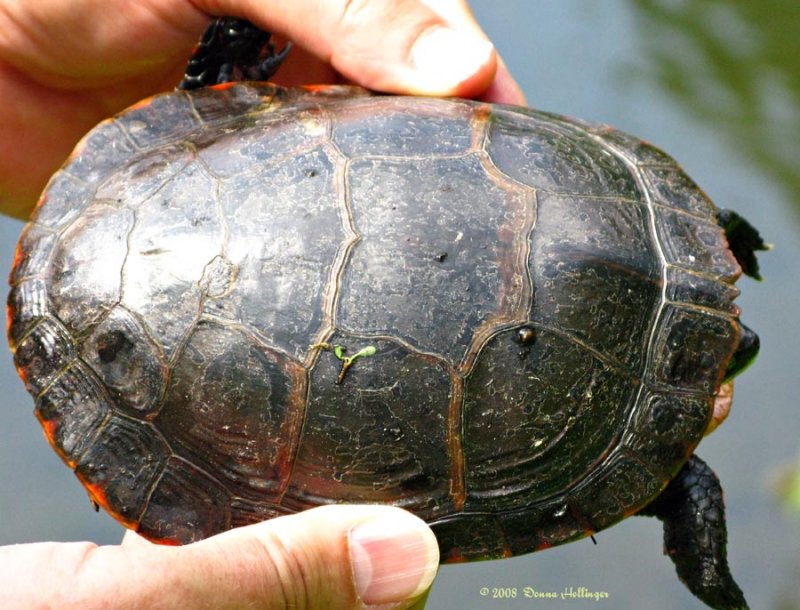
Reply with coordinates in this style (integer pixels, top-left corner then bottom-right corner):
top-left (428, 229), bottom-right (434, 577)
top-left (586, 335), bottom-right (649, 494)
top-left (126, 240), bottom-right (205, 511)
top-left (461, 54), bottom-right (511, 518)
top-left (179, 18), bottom-right (290, 90)
top-left (639, 455), bottom-right (749, 610)
top-left (716, 209), bottom-right (767, 281)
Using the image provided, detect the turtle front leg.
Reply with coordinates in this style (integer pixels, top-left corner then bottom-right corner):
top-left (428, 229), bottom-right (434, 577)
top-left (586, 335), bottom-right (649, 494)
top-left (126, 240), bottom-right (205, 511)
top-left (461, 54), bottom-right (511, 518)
top-left (638, 455), bottom-right (748, 610)
top-left (179, 18), bottom-right (290, 90)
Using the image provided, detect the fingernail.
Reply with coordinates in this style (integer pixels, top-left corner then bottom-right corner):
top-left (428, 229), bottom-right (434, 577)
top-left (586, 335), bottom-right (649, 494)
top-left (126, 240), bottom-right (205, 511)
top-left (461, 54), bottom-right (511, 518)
top-left (349, 513), bottom-right (440, 605)
top-left (410, 26), bottom-right (495, 92)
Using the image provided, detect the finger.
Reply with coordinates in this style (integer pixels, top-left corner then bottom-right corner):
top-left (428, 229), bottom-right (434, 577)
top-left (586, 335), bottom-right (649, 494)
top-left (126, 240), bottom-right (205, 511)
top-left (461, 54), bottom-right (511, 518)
top-left (267, 41), bottom-right (341, 88)
top-left (120, 528), bottom-right (153, 548)
top-left (122, 516), bottom-right (437, 609)
top-left (417, 1), bottom-right (526, 104)
top-left (479, 55), bottom-right (527, 105)
top-left (0, 0), bottom-right (208, 85)
top-left (195, 0), bottom-right (498, 97)
top-left (407, 589), bottom-right (432, 610)
top-left (163, 505), bottom-right (439, 609)
top-left (0, 505), bottom-right (439, 610)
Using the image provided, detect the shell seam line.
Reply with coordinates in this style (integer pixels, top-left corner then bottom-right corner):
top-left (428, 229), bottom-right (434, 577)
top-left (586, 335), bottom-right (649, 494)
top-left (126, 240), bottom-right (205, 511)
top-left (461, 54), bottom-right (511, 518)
top-left (585, 133), bottom-right (668, 483)
top-left (279, 121), bottom-right (354, 496)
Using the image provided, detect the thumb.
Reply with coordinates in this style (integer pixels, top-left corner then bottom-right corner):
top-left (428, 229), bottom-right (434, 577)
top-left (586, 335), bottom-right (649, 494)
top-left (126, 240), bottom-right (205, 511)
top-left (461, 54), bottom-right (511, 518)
top-left (165, 504), bottom-right (440, 609)
top-left (196, 0), bottom-right (498, 97)
top-left (2, 505), bottom-right (439, 610)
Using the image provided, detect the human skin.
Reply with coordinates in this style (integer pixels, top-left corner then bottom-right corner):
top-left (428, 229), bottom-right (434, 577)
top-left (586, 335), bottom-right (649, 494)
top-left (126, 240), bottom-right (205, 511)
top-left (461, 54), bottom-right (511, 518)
top-left (0, 1), bottom-right (524, 609)
top-left (0, 0), bottom-right (525, 219)
top-left (0, 505), bottom-right (441, 610)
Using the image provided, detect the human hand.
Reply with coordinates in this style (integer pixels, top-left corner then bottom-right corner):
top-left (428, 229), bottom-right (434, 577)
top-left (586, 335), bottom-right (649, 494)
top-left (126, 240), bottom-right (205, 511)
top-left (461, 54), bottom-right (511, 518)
top-left (0, 0), bottom-right (525, 218)
top-left (0, 505), bottom-right (439, 610)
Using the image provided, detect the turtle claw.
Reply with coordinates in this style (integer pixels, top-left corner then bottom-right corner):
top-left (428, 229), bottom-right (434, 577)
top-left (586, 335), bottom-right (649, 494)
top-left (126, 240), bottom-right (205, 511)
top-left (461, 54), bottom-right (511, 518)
top-left (638, 455), bottom-right (749, 610)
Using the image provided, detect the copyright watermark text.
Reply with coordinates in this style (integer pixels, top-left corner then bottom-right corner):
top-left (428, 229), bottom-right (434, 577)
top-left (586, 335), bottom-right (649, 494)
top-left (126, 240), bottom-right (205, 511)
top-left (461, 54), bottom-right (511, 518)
top-left (478, 585), bottom-right (610, 602)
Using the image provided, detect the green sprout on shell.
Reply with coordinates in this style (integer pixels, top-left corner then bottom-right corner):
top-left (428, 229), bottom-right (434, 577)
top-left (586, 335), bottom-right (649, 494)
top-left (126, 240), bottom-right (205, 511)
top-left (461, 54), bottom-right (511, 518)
top-left (311, 342), bottom-right (377, 384)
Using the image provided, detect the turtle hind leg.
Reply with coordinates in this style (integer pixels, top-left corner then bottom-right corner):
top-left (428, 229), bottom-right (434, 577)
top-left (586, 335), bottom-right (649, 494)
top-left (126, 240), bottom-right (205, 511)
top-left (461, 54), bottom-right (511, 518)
top-left (638, 455), bottom-right (749, 610)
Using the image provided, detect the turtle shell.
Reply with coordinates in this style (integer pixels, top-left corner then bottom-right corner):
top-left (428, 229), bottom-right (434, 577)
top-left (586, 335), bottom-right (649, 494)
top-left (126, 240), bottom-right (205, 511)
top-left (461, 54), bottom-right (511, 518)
top-left (8, 83), bottom-right (744, 558)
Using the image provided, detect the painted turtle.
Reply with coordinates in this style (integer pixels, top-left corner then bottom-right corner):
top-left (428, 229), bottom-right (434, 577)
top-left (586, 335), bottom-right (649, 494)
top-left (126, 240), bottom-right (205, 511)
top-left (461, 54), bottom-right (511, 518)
top-left (8, 18), bottom-right (765, 610)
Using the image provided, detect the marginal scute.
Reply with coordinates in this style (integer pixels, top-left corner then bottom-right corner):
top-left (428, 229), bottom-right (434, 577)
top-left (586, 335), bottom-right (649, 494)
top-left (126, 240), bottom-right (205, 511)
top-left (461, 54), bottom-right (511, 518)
top-left (7, 278), bottom-right (49, 350)
top-left (642, 166), bottom-right (716, 219)
top-left (654, 207), bottom-right (741, 281)
top-left (431, 513), bottom-right (507, 562)
top-left (137, 457), bottom-right (231, 544)
top-left (116, 91), bottom-right (203, 150)
top-left (63, 119), bottom-right (138, 186)
top-left (74, 415), bottom-right (169, 525)
top-left (565, 453), bottom-right (665, 532)
top-left (498, 500), bottom-right (587, 555)
top-left (35, 360), bottom-right (112, 466)
top-left (94, 144), bottom-right (194, 205)
top-left (13, 317), bottom-right (76, 395)
top-left (567, 480), bottom-right (626, 533)
top-left (648, 305), bottom-right (739, 394)
top-left (196, 108), bottom-right (329, 178)
top-left (624, 390), bottom-right (710, 479)
top-left (188, 81), bottom-right (280, 123)
top-left (9, 224), bottom-right (57, 285)
top-left (583, 453), bottom-right (664, 515)
top-left (30, 172), bottom-right (95, 230)
top-left (665, 267), bottom-right (741, 315)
